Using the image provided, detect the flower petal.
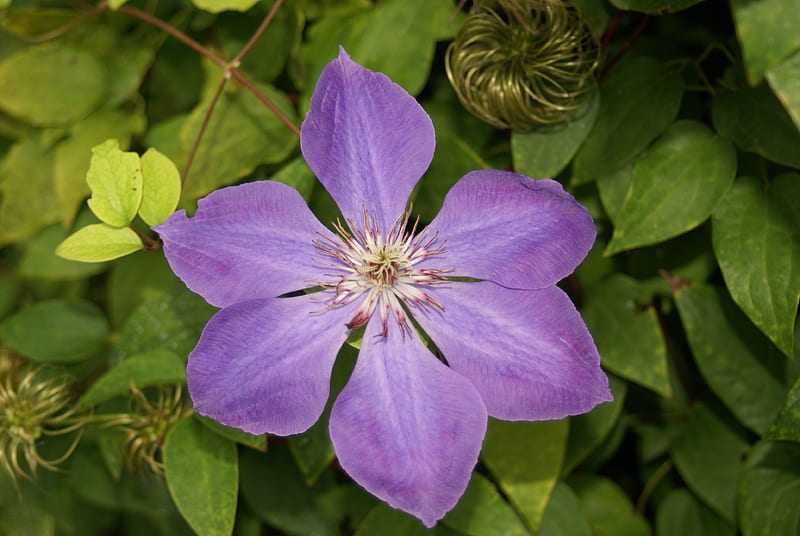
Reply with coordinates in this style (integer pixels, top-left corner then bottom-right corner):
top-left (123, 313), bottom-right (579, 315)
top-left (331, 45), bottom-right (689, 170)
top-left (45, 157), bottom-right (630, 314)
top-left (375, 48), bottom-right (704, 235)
top-left (329, 317), bottom-right (487, 527)
top-left (415, 281), bottom-right (611, 421)
top-left (155, 181), bottom-right (333, 308)
top-left (300, 48), bottom-right (435, 232)
top-left (420, 170), bottom-right (596, 289)
top-left (187, 294), bottom-right (353, 436)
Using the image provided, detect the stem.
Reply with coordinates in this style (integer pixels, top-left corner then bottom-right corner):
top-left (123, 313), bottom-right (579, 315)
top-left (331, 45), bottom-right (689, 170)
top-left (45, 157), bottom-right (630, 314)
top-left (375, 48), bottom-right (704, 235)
top-left (598, 15), bottom-right (650, 80)
top-left (129, 224), bottom-right (161, 251)
top-left (113, 2), bottom-right (300, 136)
top-left (636, 459), bottom-right (673, 515)
top-left (182, 76), bottom-right (230, 184)
top-left (233, 0), bottom-right (285, 64)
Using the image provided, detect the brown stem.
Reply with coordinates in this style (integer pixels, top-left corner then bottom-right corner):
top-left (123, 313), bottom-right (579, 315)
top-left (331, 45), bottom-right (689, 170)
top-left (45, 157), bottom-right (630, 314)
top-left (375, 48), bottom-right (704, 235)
top-left (129, 224), bottom-right (161, 251)
top-left (233, 0), bottom-right (285, 64)
top-left (182, 76), bottom-right (229, 185)
top-left (598, 15), bottom-right (650, 80)
top-left (114, 2), bottom-right (300, 136)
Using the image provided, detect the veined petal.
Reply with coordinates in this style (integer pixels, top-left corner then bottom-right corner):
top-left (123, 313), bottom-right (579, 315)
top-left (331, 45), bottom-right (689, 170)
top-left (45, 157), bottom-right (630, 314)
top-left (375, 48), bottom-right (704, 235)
top-left (187, 294), bottom-right (354, 436)
top-left (420, 170), bottom-right (596, 290)
top-left (155, 181), bottom-right (333, 308)
top-left (300, 48), bottom-right (435, 232)
top-left (329, 318), bottom-right (487, 527)
top-left (415, 281), bottom-right (611, 421)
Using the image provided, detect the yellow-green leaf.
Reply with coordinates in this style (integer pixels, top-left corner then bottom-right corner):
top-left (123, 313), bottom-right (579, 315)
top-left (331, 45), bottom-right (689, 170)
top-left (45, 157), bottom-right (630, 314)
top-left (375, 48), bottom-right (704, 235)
top-left (86, 139), bottom-right (143, 227)
top-left (139, 148), bottom-right (181, 226)
top-left (56, 223), bottom-right (142, 262)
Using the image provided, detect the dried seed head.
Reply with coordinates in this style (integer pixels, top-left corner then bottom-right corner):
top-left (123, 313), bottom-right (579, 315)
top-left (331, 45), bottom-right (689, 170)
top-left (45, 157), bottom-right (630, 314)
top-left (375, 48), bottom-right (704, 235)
top-left (446, 0), bottom-right (600, 130)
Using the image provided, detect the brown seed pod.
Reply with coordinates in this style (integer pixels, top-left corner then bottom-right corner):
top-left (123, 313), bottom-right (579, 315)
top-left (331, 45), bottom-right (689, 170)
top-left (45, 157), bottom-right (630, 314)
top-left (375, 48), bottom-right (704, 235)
top-left (446, 0), bottom-right (600, 130)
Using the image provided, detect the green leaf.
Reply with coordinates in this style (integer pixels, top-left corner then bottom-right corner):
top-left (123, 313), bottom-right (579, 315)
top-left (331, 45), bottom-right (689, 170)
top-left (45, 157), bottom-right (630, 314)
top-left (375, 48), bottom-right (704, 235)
top-left (79, 349), bottom-right (186, 408)
top-left (18, 219), bottom-right (107, 280)
top-left (164, 418), bottom-right (238, 536)
top-left (139, 148), bottom-right (181, 226)
top-left (0, 42), bottom-right (106, 125)
top-left (670, 404), bottom-right (749, 524)
top-left (537, 482), bottom-right (591, 536)
top-left (179, 83), bottom-right (297, 200)
top-left (354, 504), bottom-right (429, 536)
top-left (112, 287), bottom-right (215, 361)
top-left (767, 49), bottom-right (800, 132)
top-left (712, 174), bottom-right (800, 357)
top-left (54, 109), bottom-right (146, 227)
top-left (572, 56), bottom-right (683, 182)
top-left (712, 84), bottom-right (800, 168)
top-left (297, 0), bottom-right (451, 96)
top-left (608, 0), bottom-right (703, 14)
top-left (482, 419), bottom-right (568, 532)
top-left (766, 376), bottom-right (800, 442)
top-left (605, 120), bottom-right (736, 254)
top-left (56, 223), bottom-right (143, 263)
top-left (0, 299), bottom-right (108, 363)
top-left (737, 440), bottom-right (800, 536)
top-left (656, 489), bottom-right (735, 536)
top-left (581, 274), bottom-right (671, 398)
top-left (512, 91), bottom-right (599, 179)
top-left (0, 132), bottom-right (59, 246)
top-left (196, 415), bottom-right (268, 452)
top-left (563, 374), bottom-right (628, 474)
top-left (272, 157), bottom-right (316, 202)
top-left (443, 473), bottom-right (531, 536)
top-left (86, 139), bottom-right (143, 227)
top-left (676, 284), bottom-right (792, 435)
top-left (240, 447), bottom-right (338, 536)
top-left (569, 474), bottom-right (651, 536)
top-left (191, 0), bottom-right (260, 13)
top-left (730, 0), bottom-right (800, 85)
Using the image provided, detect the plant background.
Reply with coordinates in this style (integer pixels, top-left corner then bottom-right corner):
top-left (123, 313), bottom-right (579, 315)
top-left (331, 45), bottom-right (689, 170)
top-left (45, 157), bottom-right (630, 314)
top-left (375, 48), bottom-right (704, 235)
top-left (0, 0), bottom-right (798, 534)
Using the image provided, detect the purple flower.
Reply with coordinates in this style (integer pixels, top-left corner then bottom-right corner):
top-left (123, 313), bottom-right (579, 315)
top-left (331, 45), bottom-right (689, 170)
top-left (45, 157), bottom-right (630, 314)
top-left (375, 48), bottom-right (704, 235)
top-left (155, 49), bottom-right (611, 527)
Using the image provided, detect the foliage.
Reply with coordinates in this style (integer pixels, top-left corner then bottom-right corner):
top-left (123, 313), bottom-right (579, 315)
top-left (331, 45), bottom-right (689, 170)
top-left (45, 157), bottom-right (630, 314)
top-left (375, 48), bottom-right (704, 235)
top-left (0, 0), bottom-right (798, 535)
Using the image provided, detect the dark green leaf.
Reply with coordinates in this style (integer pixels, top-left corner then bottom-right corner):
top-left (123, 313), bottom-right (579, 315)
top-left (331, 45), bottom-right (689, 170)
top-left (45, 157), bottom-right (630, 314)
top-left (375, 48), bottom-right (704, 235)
top-left (443, 473), bottom-right (531, 536)
top-left (766, 49), bottom-right (800, 131)
top-left (712, 174), bottom-right (800, 357)
top-left (512, 92), bottom-right (599, 179)
top-left (18, 220), bottom-right (107, 280)
top-left (569, 474), bottom-right (651, 536)
top-left (730, 0), bottom-right (800, 84)
top-left (670, 404), bottom-right (749, 524)
top-left (581, 274), bottom-right (671, 397)
top-left (240, 447), bottom-right (338, 536)
top-left (482, 419), bottom-right (569, 532)
top-left (656, 488), bottom-right (735, 536)
top-left (354, 504), bottom-right (429, 536)
top-left (79, 349), bottom-right (186, 408)
top-left (766, 376), bottom-right (800, 442)
top-left (572, 56), bottom-right (683, 182)
top-left (712, 84), bottom-right (800, 168)
top-left (676, 284), bottom-right (792, 435)
top-left (605, 120), bottom-right (736, 255)
top-left (737, 440), bottom-right (800, 536)
top-left (563, 374), bottom-right (628, 474)
top-left (196, 415), bottom-right (267, 452)
top-left (0, 299), bottom-right (108, 362)
top-left (164, 418), bottom-right (238, 536)
top-left (608, 0), bottom-right (704, 14)
top-left (537, 482), bottom-right (591, 536)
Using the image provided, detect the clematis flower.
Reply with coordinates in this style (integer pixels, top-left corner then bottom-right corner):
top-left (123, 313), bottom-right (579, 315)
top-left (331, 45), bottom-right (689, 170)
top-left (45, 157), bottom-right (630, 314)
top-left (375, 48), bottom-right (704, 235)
top-left (155, 48), bottom-right (611, 527)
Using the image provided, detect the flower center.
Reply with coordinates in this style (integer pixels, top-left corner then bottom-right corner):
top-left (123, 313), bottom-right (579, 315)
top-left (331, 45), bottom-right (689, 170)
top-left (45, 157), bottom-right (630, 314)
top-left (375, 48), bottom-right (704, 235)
top-left (312, 210), bottom-right (449, 336)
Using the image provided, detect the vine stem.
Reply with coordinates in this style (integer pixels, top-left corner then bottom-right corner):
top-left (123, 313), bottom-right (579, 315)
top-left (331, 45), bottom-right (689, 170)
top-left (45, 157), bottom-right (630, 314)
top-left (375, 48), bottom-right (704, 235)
top-left (129, 224), bottom-right (161, 251)
top-left (112, 1), bottom-right (300, 137)
top-left (598, 14), bottom-right (650, 80)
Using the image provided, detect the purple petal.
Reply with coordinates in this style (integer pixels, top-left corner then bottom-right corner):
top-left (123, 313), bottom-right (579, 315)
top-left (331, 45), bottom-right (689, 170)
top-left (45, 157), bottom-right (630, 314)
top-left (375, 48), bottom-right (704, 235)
top-left (329, 318), bottom-right (487, 527)
top-left (420, 170), bottom-right (596, 290)
top-left (415, 281), bottom-right (611, 421)
top-left (187, 294), bottom-right (353, 436)
top-left (155, 181), bottom-right (333, 308)
top-left (300, 48), bottom-right (435, 232)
